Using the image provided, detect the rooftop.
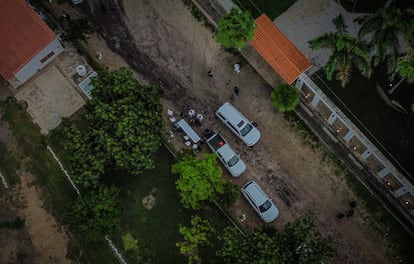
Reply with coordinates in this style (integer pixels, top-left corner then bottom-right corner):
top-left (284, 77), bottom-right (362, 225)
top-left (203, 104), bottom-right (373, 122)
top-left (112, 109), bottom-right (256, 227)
top-left (251, 14), bottom-right (312, 84)
top-left (0, 0), bottom-right (56, 80)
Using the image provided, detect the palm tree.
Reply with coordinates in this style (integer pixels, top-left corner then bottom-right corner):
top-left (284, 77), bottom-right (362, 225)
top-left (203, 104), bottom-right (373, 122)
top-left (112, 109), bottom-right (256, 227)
top-left (308, 15), bottom-right (371, 87)
top-left (396, 48), bottom-right (414, 83)
top-left (355, 3), bottom-right (407, 74)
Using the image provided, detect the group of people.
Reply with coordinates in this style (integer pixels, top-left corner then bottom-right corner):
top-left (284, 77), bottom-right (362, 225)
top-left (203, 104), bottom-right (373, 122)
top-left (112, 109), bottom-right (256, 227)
top-left (187, 109), bottom-right (203, 126)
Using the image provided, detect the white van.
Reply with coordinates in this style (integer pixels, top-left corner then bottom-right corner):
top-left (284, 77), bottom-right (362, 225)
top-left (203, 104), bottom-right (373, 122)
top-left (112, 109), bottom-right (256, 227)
top-left (216, 102), bottom-right (261, 146)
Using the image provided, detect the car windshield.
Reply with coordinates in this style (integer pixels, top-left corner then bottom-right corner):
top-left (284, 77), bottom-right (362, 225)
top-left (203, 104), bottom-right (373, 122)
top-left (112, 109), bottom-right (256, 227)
top-left (240, 123), bottom-right (253, 137)
top-left (227, 155), bottom-right (239, 167)
top-left (259, 200), bottom-right (272, 213)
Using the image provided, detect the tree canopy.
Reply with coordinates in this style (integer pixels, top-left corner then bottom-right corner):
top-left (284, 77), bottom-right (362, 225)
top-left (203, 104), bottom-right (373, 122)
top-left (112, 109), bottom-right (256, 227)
top-left (63, 121), bottom-right (105, 188)
top-left (176, 215), bottom-right (214, 264)
top-left (217, 212), bottom-right (335, 264)
top-left (216, 7), bottom-right (256, 51)
top-left (87, 68), bottom-right (163, 174)
top-left (63, 68), bottom-right (163, 187)
top-left (172, 153), bottom-right (225, 210)
top-left (396, 48), bottom-right (414, 83)
top-left (271, 84), bottom-right (300, 112)
top-left (355, 3), bottom-right (408, 73)
top-left (309, 14), bottom-right (371, 87)
top-left (65, 185), bottom-right (122, 241)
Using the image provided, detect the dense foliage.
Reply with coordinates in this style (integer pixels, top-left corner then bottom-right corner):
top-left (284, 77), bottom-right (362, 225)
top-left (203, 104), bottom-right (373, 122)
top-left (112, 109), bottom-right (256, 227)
top-left (217, 212), bottom-right (335, 264)
top-left (65, 185), bottom-right (122, 241)
top-left (87, 68), bottom-right (163, 174)
top-left (396, 48), bottom-right (414, 83)
top-left (63, 68), bottom-right (163, 187)
top-left (63, 121), bottom-right (105, 187)
top-left (122, 233), bottom-right (139, 252)
top-left (176, 216), bottom-right (214, 264)
top-left (172, 153), bottom-right (225, 210)
top-left (271, 84), bottom-right (300, 112)
top-left (309, 15), bottom-right (371, 87)
top-left (355, 3), bottom-right (408, 73)
top-left (216, 7), bottom-right (256, 51)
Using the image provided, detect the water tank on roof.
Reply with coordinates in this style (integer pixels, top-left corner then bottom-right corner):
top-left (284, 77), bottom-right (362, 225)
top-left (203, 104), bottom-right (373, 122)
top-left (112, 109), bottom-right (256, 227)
top-left (76, 65), bottom-right (87, 77)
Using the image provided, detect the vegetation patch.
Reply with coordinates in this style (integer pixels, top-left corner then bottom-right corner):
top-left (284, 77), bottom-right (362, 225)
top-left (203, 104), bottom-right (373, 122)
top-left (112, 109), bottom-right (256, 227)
top-left (0, 217), bottom-right (25, 230)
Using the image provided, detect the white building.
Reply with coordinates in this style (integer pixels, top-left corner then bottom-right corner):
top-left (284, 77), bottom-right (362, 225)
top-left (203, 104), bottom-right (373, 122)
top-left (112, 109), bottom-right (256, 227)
top-left (0, 0), bottom-right (63, 88)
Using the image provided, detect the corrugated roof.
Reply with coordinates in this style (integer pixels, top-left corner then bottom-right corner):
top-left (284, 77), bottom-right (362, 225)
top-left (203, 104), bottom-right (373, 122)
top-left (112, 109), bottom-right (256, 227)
top-left (251, 14), bottom-right (312, 84)
top-left (0, 0), bottom-right (56, 80)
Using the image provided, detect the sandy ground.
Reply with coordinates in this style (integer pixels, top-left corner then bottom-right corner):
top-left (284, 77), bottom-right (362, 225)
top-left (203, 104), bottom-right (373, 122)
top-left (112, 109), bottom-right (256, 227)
top-left (15, 64), bottom-right (85, 134)
top-left (0, 120), bottom-right (70, 264)
top-left (83, 0), bottom-right (396, 263)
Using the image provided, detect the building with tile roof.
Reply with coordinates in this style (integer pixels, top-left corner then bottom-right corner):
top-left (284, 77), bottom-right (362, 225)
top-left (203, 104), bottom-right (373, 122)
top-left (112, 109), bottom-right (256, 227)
top-left (251, 14), bottom-right (312, 85)
top-left (0, 0), bottom-right (63, 88)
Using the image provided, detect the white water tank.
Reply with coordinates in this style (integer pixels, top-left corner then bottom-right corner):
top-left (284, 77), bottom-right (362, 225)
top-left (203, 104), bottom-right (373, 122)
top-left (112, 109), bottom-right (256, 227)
top-left (76, 65), bottom-right (87, 77)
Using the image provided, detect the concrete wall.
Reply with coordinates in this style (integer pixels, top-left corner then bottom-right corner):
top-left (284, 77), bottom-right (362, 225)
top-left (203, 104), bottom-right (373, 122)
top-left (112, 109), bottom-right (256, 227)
top-left (13, 38), bottom-right (63, 86)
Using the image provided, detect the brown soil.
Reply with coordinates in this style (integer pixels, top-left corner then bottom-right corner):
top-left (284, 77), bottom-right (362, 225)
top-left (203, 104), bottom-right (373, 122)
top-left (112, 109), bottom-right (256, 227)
top-left (0, 90), bottom-right (70, 264)
top-left (81, 0), bottom-right (396, 263)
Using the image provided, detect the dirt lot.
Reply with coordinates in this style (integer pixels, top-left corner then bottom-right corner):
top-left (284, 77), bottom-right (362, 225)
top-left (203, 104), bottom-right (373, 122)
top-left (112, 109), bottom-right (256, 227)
top-left (82, 0), bottom-right (396, 263)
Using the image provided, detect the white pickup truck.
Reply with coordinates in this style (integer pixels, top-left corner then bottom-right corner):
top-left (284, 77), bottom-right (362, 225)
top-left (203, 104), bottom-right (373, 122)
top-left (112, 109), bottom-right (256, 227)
top-left (205, 130), bottom-right (246, 177)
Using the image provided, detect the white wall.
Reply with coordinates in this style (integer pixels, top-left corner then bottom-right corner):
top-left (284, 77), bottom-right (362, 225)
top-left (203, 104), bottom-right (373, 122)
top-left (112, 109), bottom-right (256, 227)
top-left (14, 38), bottom-right (63, 84)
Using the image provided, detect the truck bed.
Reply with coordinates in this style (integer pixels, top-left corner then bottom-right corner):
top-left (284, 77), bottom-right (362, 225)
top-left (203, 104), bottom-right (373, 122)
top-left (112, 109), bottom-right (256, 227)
top-left (206, 133), bottom-right (226, 151)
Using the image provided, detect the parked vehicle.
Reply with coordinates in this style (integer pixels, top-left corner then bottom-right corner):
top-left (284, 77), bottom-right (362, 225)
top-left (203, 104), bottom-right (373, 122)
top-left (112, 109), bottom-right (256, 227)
top-left (205, 129), bottom-right (246, 177)
top-left (241, 181), bottom-right (279, 223)
top-left (216, 102), bottom-right (261, 146)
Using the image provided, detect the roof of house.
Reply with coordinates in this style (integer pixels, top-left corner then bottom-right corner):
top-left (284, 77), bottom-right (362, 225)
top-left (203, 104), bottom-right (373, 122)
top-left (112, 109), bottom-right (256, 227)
top-left (251, 14), bottom-right (312, 84)
top-left (0, 0), bottom-right (56, 80)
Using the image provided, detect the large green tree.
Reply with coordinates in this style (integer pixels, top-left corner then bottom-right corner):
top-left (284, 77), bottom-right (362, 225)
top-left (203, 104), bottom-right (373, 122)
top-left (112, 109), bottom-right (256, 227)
top-left (87, 68), bottom-right (163, 175)
top-left (217, 212), bottom-right (335, 264)
top-left (216, 7), bottom-right (256, 51)
top-left (176, 215), bottom-right (214, 264)
top-left (309, 14), bottom-right (371, 87)
top-left (63, 121), bottom-right (105, 188)
top-left (172, 153), bottom-right (225, 210)
top-left (65, 185), bottom-right (122, 241)
top-left (271, 84), bottom-right (300, 112)
top-left (355, 3), bottom-right (407, 73)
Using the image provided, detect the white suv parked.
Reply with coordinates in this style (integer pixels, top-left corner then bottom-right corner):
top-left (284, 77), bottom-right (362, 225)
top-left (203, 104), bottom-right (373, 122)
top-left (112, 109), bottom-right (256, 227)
top-left (241, 181), bottom-right (279, 223)
top-left (216, 102), bottom-right (261, 146)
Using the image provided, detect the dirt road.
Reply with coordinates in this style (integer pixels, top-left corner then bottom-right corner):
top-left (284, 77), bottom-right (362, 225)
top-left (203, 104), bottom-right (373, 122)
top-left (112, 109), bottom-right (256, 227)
top-left (80, 0), bottom-right (398, 263)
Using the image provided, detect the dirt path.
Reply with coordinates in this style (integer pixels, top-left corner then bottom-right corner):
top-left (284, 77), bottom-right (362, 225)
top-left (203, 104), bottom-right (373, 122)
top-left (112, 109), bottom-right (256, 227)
top-left (81, 0), bottom-right (396, 263)
top-left (0, 107), bottom-right (70, 264)
top-left (17, 172), bottom-right (70, 264)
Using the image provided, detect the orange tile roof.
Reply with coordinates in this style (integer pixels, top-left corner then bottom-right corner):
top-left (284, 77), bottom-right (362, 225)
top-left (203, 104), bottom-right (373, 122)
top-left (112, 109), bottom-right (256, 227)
top-left (251, 14), bottom-right (312, 84)
top-left (0, 0), bottom-right (56, 80)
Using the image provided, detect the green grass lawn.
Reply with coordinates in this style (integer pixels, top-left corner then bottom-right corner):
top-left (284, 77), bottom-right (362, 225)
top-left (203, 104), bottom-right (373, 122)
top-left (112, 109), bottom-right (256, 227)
top-left (103, 148), bottom-right (228, 263)
top-left (234, 0), bottom-right (297, 19)
top-left (311, 68), bottom-right (414, 182)
top-left (48, 106), bottom-right (230, 263)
